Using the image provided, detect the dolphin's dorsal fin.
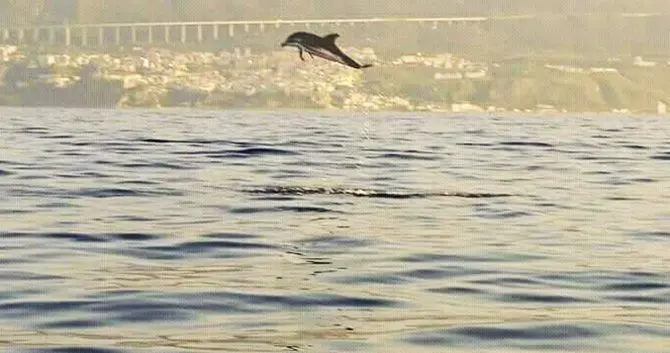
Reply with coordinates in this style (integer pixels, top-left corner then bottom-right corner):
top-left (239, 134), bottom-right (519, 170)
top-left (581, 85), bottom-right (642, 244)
top-left (323, 33), bottom-right (340, 44)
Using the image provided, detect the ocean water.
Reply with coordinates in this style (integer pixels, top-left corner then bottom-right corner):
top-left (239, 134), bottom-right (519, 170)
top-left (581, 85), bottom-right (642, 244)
top-left (0, 107), bottom-right (668, 353)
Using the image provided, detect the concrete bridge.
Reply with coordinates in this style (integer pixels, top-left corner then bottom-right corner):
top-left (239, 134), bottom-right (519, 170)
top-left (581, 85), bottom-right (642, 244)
top-left (0, 15), bottom-right (535, 47)
top-left (1, 13), bottom-right (664, 48)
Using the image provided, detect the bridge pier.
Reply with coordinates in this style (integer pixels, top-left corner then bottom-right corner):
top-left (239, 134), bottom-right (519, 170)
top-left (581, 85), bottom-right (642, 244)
top-left (81, 27), bottom-right (88, 46)
top-left (115, 27), bottom-right (121, 45)
top-left (180, 25), bottom-right (186, 43)
top-left (47, 28), bottom-right (56, 45)
top-left (164, 26), bottom-right (170, 43)
top-left (65, 26), bottom-right (71, 46)
top-left (98, 27), bottom-right (104, 46)
top-left (197, 24), bottom-right (203, 43)
top-left (228, 24), bottom-right (234, 37)
top-left (2, 28), bottom-right (9, 43)
top-left (32, 28), bottom-right (39, 43)
top-left (259, 23), bottom-right (265, 32)
top-left (17, 29), bottom-right (25, 44)
top-left (213, 24), bottom-right (219, 40)
top-left (148, 26), bottom-right (154, 44)
top-left (244, 23), bottom-right (250, 33)
top-left (131, 26), bottom-right (137, 44)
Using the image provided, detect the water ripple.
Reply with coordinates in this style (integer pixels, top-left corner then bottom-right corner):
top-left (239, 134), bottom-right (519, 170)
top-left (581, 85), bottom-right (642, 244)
top-left (1, 109), bottom-right (668, 353)
top-left (243, 185), bottom-right (515, 199)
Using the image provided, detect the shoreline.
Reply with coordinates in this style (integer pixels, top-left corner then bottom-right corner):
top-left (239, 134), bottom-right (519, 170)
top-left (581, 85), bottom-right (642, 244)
top-left (0, 104), bottom-right (666, 118)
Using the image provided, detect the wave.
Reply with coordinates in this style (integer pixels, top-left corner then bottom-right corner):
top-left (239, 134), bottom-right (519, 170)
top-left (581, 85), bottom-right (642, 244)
top-left (242, 185), bottom-right (516, 199)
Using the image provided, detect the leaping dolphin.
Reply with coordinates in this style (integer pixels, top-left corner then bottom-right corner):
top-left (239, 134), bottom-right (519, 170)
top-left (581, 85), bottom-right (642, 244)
top-left (281, 32), bottom-right (373, 70)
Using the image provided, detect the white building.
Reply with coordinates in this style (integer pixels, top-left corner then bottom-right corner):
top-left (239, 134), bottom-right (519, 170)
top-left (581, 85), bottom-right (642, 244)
top-left (633, 56), bottom-right (656, 67)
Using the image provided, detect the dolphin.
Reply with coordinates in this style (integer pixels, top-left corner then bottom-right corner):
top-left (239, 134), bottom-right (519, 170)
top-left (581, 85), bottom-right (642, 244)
top-left (281, 32), bottom-right (373, 69)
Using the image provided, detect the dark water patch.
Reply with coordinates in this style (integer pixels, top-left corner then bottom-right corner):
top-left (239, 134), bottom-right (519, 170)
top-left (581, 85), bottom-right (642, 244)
top-left (605, 294), bottom-right (669, 303)
top-left (604, 196), bottom-right (641, 201)
top-left (63, 141), bottom-right (95, 147)
top-left (175, 240), bottom-right (277, 251)
top-left (0, 231), bottom-right (108, 243)
top-left (470, 276), bottom-right (544, 287)
top-left (428, 286), bottom-right (485, 295)
top-left (243, 185), bottom-right (515, 199)
top-left (19, 349), bottom-right (127, 353)
top-left (59, 151), bottom-right (91, 157)
top-left (110, 215), bottom-right (157, 222)
top-left (0, 300), bottom-right (97, 317)
top-left (330, 274), bottom-right (409, 285)
top-left (0, 169), bottom-right (12, 176)
top-left (0, 271), bottom-right (66, 281)
top-left (137, 137), bottom-right (270, 147)
top-left (295, 235), bottom-right (373, 255)
top-left (575, 155), bottom-right (636, 161)
top-left (474, 210), bottom-right (532, 219)
top-left (15, 174), bottom-right (50, 181)
top-left (229, 205), bottom-right (341, 214)
top-left (74, 187), bottom-right (182, 198)
top-left (116, 162), bottom-right (192, 170)
top-left (650, 152), bottom-right (670, 160)
top-left (114, 238), bottom-right (277, 260)
top-left (40, 134), bottom-right (75, 139)
top-left (498, 293), bottom-right (593, 303)
top-left (0, 209), bottom-right (33, 215)
top-left (224, 147), bottom-right (299, 157)
top-left (42, 232), bottom-right (106, 243)
top-left (19, 126), bottom-right (49, 134)
top-left (630, 177), bottom-right (656, 183)
top-left (116, 180), bottom-right (160, 185)
top-left (398, 252), bottom-right (543, 263)
top-left (201, 232), bottom-right (261, 239)
top-left (138, 137), bottom-right (203, 144)
top-left (37, 319), bottom-right (105, 329)
top-left (601, 282), bottom-right (668, 291)
top-left (456, 142), bottom-right (494, 147)
top-left (196, 291), bottom-right (401, 309)
top-left (113, 309), bottom-right (193, 323)
top-left (305, 257), bottom-right (333, 265)
top-left (407, 324), bottom-right (597, 346)
top-left (249, 195), bottom-right (298, 201)
top-left (106, 233), bottom-right (162, 241)
top-left (620, 144), bottom-right (649, 150)
top-left (629, 231), bottom-right (670, 240)
top-left (536, 271), bottom-right (666, 290)
top-left (499, 141), bottom-right (554, 148)
top-left (397, 266), bottom-right (491, 280)
top-left (0, 232), bottom-right (160, 243)
top-left (372, 153), bottom-right (440, 161)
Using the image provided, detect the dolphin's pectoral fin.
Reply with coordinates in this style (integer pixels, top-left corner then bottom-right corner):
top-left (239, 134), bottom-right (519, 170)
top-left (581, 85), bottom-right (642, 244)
top-left (299, 47), bottom-right (305, 61)
top-left (308, 51), bottom-right (314, 59)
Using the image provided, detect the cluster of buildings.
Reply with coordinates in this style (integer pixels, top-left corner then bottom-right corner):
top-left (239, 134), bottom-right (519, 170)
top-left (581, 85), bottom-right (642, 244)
top-left (0, 45), bottom-right (421, 110)
top-left (1, 44), bottom-right (669, 113)
top-left (391, 53), bottom-right (490, 80)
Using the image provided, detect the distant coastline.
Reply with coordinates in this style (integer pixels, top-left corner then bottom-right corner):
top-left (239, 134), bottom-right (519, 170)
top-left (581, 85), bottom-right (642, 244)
top-left (1, 45), bottom-right (670, 115)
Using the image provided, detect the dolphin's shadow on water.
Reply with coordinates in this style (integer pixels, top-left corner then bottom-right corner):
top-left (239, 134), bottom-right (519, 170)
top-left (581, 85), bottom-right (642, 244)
top-left (242, 185), bottom-right (517, 199)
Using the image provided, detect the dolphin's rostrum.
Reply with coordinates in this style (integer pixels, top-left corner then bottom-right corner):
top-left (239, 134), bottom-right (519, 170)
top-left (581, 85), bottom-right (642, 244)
top-left (281, 32), bottom-right (373, 69)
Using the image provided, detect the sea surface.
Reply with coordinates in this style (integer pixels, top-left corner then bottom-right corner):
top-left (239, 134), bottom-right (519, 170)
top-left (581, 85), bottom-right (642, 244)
top-left (0, 107), bottom-right (668, 353)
